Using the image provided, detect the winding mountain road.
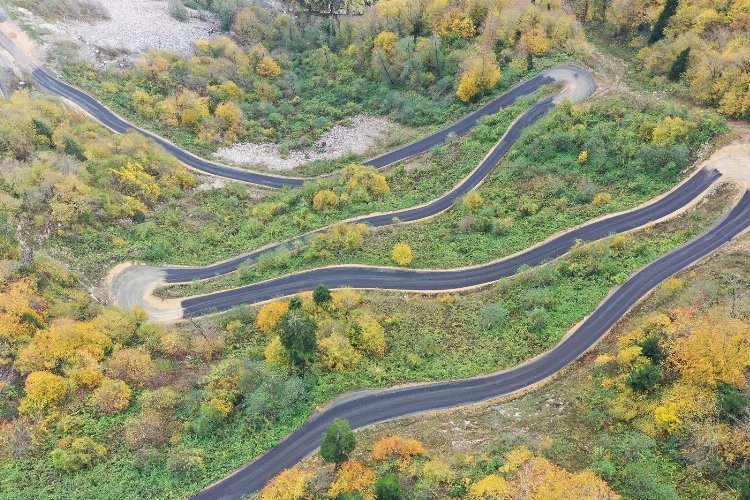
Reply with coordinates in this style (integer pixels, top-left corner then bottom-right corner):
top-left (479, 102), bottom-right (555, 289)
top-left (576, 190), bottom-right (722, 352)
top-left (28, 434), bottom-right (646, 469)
top-left (195, 191), bottom-right (750, 499)
top-left (30, 67), bottom-right (558, 187)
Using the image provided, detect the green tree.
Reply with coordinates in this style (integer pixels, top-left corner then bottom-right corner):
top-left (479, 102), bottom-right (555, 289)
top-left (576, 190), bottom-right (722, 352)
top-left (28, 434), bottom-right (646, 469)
top-left (649, 0), bottom-right (679, 44)
top-left (375, 474), bottom-right (402, 500)
top-left (279, 309), bottom-right (317, 370)
top-left (313, 284), bottom-right (332, 306)
top-left (640, 336), bottom-right (666, 364)
top-left (668, 48), bottom-right (690, 82)
top-left (626, 364), bottom-right (662, 392)
top-left (718, 382), bottom-right (748, 422)
top-left (320, 418), bottom-right (356, 469)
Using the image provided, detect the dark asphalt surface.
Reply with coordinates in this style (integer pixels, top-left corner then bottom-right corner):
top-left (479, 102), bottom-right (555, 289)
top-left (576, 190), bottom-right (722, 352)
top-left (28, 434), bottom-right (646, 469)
top-left (182, 168), bottom-right (721, 316)
top-left (164, 96), bottom-right (557, 283)
top-left (195, 190), bottom-right (750, 499)
top-left (31, 68), bottom-right (552, 188)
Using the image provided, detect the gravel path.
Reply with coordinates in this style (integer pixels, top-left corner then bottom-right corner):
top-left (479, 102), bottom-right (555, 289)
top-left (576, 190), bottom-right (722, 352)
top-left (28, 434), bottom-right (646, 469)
top-left (214, 115), bottom-right (395, 171)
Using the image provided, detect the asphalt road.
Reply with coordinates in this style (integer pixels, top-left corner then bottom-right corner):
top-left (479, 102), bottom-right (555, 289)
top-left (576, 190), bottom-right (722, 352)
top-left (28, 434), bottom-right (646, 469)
top-left (194, 190), bottom-right (750, 499)
top-left (181, 168), bottom-right (722, 317)
top-left (30, 68), bottom-right (553, 188)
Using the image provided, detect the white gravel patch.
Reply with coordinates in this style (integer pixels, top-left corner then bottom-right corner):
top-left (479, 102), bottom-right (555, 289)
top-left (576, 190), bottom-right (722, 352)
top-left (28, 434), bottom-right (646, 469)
top-left (214, 114), bottom-right (395, 171)
top-left (40, 0), bottom-right (219, 64)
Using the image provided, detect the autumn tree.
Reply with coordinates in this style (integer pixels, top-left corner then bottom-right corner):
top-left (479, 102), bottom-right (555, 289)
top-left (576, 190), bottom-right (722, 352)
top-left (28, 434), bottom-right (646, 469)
top-left (457, 47), bottom-right (501, 102)
top-left (260, 467), bottom-right (311, 500)
top-left (257, 300), bottom-right (290, 335)
top-left (320, 418), bottom-right (356, 468)
top-left (327, 459), bottom-right (375, 498)
top-left (372, 435), bottom-right (426, 460)
top-left (20, 371), bottom-right (67, 414)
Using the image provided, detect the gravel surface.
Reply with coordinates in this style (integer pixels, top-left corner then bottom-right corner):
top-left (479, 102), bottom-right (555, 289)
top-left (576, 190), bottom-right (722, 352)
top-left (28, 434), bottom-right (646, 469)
top-left (33, 0), bottom-right (219, 65)
top-left (214, 114), bottom-right (395, 170)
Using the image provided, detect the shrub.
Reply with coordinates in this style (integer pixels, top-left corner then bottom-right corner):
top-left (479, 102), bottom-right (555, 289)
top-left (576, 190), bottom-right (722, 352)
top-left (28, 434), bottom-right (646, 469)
top-left (106, 348), bottom-right (156, 387)
top-left (91, 378), bottom-right (131, 414)
top-left (391, 243), bottom-right (413, 266)
top-left (320, 418), bottom-right (356, 467)
top-left (375, 474), bottom-right (402, 500)
top-left (479, 304), bottom-right (508, 330)
top-left (20, 371), bottom-right (67, 414)
top-left (166, 448), bottom-right (206, 478)
top-left (372, 435), bottom-right (426, 460)
top-left (260, 468), bottom-right (310, 500)
top-left (592, 192), bottom-right (612, 206)
top-left (463, 192), bottom-right (485, 211)
top-left (123, 412), bottom-right (171, 449)
top-left (168, 0), bottom-right (189, 22)
top-left (312, 189), bottom-right (340, 211)
top-left (319, 334), bottom-right (361, 372)
top-left (256, 56), bottom-right (283, 79)
top-left (468, 474), bottom-right (510, 499)
top-left (50, 436), bottom-right (106, 472)
top-left (327, 460), bottom-right (375, 499)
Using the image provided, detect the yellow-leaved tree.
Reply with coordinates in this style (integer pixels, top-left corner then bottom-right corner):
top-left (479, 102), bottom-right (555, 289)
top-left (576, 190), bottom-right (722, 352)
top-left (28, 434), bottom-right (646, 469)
top-left (457, 47), bottom-right (501, 102)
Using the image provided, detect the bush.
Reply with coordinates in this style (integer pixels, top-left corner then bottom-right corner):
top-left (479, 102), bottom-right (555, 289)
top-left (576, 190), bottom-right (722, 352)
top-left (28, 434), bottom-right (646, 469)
top-left (91, 379), bottom-right (131, 414)
top-left (166, 448), bottom-right (206, 478)
top-left (50, 436), bottom-right (106, 472)
top-left (478, 303), bottom-right (508, 330)
top-left (391, 243), bottom-right (413, 266)
top-left (375, 474), bottom-right (402, 500)
top-left (168, 0), bottom-right (189, 21)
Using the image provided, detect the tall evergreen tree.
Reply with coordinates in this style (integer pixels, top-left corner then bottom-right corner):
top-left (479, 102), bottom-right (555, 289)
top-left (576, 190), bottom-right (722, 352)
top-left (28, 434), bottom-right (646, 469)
top-left (649, 0), bottom-right (679, 44)
top-left (668, 47), bottom-right (690, 81)
top-left (320, 418), bottom-right (356, 468)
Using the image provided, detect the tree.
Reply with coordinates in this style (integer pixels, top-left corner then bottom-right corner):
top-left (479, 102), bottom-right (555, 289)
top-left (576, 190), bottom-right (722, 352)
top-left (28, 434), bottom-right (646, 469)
top-left (320, 418), bottom-right (356, 468)
top-left (313, 284), bottom-right (332, 306)
top-left (718, 382), bottom-right (748, 422)
top-left (279, 309), bottom-right (317, 370)
top-left (391, 243), bottom-right (413, 266)
top-left (648, 0), bottom-right (678, 44)
top-left (640, 336), bottom-right (666, 365)
top-left (375, 474), bottom-right (402, 500)
top-left (668, 47), bottom-right (690, 82)
top-left (626, 363), bottom-right (662, 392)
top-left (457, 48), bottom-right (501, 102)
